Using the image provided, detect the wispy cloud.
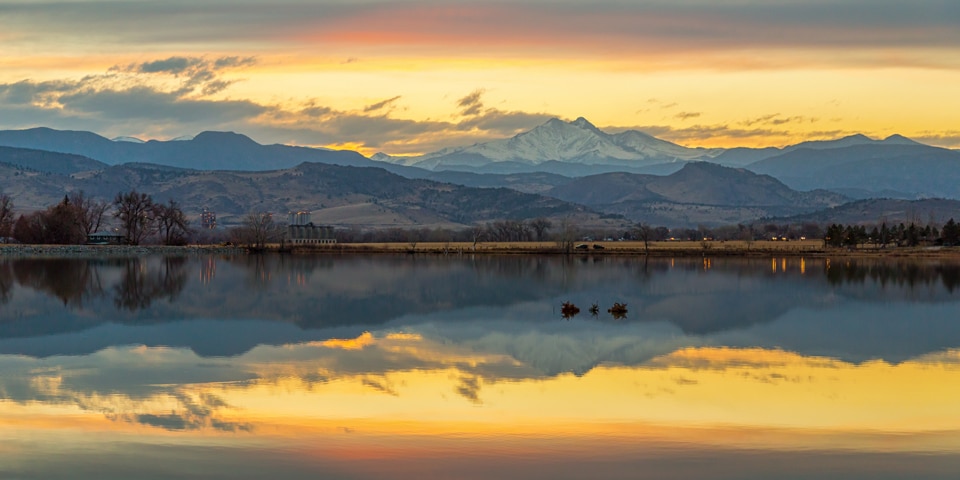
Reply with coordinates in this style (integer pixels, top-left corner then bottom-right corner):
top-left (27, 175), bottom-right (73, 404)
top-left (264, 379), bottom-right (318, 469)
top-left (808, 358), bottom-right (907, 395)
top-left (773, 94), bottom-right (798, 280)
top-left (363, 95), bottom-right (402, 113)
top-left (675, 112), bottom-right (702, 121)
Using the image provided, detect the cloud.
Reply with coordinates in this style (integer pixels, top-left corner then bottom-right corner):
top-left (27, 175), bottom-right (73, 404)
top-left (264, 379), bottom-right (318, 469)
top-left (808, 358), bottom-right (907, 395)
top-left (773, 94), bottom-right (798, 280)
top-left (457, 89), bottom-right (486, 116)
top-left (2, 1), bottom-right (959, 74)
top-left (675, 112), bottom-right (701, 121)
top-left (455, 375), bottom-right (482, 404)
top-left (608, 122), bottom-right (851, 147)
top-left (116, 55), bottom-right (257, 97)
top-left (741, 114), bottom-right (818, 127)
top-left (138, 56), bottom-right (199, 74)
top-left (0, 54), bottom-right (561, 154)
top-left (904, 131), bottom-right (960, 148)
top-left (363, 95), bottom-right (401, 113)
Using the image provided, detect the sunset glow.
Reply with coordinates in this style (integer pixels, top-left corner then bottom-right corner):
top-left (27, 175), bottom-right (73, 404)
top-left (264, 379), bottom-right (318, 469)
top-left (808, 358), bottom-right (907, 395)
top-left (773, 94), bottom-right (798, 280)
top-left (3, 334), bottom-right (960, 450)
top-left (1, 0), bottom-right (958, 155)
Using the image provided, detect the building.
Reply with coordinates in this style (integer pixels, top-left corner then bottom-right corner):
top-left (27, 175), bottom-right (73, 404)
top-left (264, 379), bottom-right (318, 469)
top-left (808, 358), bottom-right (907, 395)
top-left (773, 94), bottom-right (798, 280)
top-left (287, 211), bottom-right (336, 244)
top-left (200, 207), bottom-right (217, 229)
top-left (87, 231), bottom-right (125, 245)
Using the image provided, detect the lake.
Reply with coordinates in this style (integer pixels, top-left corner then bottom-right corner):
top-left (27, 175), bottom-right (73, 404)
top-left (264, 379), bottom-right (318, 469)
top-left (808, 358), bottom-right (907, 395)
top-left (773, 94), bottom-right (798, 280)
top-left (1, 254), bottom-right (959, 479)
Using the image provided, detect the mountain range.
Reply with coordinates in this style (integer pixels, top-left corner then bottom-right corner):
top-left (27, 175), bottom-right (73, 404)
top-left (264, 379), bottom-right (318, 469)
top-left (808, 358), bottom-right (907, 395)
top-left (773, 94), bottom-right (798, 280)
top-left (0, 127), bottom-right (381, 172)
top-left (374, 117), bottom-right (721, 173)
top-left (0, 158), bottom-right (603, 228)
top-left (2, 119), bottom-right (960, 228)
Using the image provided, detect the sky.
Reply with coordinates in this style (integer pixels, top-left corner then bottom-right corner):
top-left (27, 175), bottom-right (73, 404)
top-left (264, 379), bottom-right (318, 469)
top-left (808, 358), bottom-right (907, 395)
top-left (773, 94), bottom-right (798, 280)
top-left (1, 0), bottom-right (959, 156)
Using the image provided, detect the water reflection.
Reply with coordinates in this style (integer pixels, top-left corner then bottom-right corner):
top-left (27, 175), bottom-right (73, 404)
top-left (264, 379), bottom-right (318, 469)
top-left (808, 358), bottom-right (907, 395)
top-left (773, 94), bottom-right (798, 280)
top-left (1, 254), bottom-right (960, 478)
top-left (0, 255), bottom-right (958, 362)
top-left (114, 257), bottom-right (189, 311)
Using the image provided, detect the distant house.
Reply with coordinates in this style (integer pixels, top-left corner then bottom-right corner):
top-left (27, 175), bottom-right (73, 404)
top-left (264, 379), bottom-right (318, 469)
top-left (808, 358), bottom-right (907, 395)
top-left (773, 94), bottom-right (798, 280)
top-left (87, 231), bottom-right (125, 245)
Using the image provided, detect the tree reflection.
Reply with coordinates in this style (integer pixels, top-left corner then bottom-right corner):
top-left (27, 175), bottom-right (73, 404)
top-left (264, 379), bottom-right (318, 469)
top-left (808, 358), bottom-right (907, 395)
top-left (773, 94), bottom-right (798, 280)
top-left (113, 257), bottom-right (188, 311)
top-left (825, 259), bottom-right (960, 291)
top-left (10, 259), bottom-right (105, 307)
top-left (0, 262), bottom-right (12, 304)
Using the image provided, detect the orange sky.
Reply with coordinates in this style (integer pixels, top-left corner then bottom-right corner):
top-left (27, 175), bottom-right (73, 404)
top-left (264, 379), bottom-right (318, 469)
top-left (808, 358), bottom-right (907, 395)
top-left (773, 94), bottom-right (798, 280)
top-left (1, 1), bottom-right (959, 155)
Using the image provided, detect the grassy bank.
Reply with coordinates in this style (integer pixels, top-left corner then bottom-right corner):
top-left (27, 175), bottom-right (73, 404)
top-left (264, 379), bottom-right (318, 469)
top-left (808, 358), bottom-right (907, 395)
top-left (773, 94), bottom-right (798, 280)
top-left (273, 240), bottom-right (960, 258)
top-left (2, 240), bottom-right (958, 258)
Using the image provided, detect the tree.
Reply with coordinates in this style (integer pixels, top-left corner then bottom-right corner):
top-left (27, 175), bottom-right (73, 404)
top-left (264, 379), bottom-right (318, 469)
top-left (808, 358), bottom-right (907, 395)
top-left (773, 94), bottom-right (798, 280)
top-left (153, 199), bottom-right (190, 245)
top-left (69, 190), bottom-right (109, 236)
top-left (636, 222), bottom-right (654, 255)
top-left (529, 218), bottom-right (553, 242)
top-left (10, 196), bottom-right (85, 245)
top-left (241, 211), bottom-right (280, 249)
top-left (554, 217), bottom-right (579, 253)
top-left (942, 218), bottom-right (960, 246)
top-left (114, 190), bottom-right (156, 245)
top-left (45, 195), bottom-right (87, 244)
top-left (824, 224), bottom-right (844, 248)
top-left (12, 213), bottom-right (45, 244)
top-left (0, 193), bottom-right (13, 240)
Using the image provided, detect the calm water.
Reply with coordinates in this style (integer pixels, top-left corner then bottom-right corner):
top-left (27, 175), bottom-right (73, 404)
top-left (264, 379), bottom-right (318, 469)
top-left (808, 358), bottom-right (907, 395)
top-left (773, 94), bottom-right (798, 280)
top-left (1, 254), bottom-right (959, 479)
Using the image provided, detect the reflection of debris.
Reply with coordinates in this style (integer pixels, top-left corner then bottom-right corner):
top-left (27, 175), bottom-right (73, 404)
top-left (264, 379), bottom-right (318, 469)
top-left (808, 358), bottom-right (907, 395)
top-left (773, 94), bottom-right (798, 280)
top-left (588, 302), bottom-right (600, 316)
top-left (561, 301), bottom-right (580, 319)
top-left (608, 302), bottom-right (628, 319)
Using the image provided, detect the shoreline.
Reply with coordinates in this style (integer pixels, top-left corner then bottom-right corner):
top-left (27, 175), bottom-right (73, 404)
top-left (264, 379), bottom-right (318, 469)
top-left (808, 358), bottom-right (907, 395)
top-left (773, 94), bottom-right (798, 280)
top-left (2, 240), bottom-right (959, 258)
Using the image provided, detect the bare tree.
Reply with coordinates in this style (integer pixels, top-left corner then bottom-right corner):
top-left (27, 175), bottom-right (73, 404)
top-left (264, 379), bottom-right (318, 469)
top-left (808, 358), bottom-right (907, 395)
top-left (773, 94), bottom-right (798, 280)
top-left (470, 225), bottom-right (484, 250)
top-left (154, 199), bottom-right (191, 245)
top-left (530, 218), bottom-right (553, 242)
top-left (69, 190), bottom-right (109, 236)
top-left (555, 217), bottom-right (579, 253)
top-left (0, 193), bottom-right (13, 240)
top-left (242, 211), bottom-right (281, 249)
top-left (114, 190), bottom-right (156, 245)
top-left (636, 222), bottom-right (654, 255)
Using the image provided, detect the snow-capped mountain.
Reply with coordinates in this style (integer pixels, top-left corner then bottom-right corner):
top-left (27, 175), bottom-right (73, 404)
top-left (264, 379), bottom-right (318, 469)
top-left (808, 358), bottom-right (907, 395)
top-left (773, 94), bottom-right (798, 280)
top-left (111, 136), bottom-right (145, 143)
top-left (379, 117), bottom-right (722, 173)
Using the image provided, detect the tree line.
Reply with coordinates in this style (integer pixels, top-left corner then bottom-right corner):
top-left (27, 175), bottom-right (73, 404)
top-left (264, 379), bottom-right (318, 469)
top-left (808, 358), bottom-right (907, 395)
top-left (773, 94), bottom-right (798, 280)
top-left (0, 190), bottom-right (189, 245)
top-left (3, 190), bottom-right (959, 249)
top-left (824, 220), bottom-right (960, 248)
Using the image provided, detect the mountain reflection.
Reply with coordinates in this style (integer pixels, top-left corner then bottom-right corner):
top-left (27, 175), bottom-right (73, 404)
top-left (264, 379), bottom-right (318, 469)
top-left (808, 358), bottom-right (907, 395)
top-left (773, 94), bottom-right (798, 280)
top-left (3, 255), bottom-right (960, 480)
top-left (0, 255), bottom-right (958, 364)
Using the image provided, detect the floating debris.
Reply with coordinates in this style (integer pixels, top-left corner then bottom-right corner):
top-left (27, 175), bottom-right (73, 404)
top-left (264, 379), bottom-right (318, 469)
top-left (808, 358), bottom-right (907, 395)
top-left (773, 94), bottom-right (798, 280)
top-left (608, 302), bottom-right (628, 319)
top-left (561, 301), bottom-right (580, 319)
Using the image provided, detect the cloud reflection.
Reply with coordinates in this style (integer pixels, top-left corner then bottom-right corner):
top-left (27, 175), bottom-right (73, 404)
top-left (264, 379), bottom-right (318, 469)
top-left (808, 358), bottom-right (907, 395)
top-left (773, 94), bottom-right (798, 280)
top-left (2, 331), bottom-right (960, 438)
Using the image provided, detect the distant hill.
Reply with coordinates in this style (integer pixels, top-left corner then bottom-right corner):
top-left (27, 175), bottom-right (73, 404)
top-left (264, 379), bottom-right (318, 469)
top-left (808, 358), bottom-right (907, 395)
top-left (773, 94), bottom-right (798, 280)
top-left (0, 162), bottom-right (78, 211)
top-left (0, 160), bottom-right (602, 228)
top-left (0, 127), bottom-right (406, 172)
top-left (0, 146), bottom-right (107, 175)
top-left (421, 171), bottom-right (574, 194)
top-left (545, 162), bottom-right (848, 227)
top-left (746, 144), bottom-right (960, 198)
top-left (714, 134), bottom-right (924, 168)
top-left (772, 198), bottom-right (960, 226)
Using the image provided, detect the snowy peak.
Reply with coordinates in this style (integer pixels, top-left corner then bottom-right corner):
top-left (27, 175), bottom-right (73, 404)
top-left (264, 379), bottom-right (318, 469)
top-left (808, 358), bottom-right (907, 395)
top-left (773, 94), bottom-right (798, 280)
top-left (410, 117), bottom-right (719, 170)
top-left (571, 116), bottom-right (600, 131)
top-left (112, 136), bottom-right (145, 143)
